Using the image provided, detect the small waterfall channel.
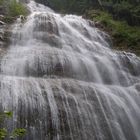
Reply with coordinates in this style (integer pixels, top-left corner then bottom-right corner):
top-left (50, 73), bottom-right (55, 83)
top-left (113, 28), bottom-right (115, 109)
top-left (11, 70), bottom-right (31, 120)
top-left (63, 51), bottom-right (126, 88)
top-left (0, 1), bottom-right (140, 140)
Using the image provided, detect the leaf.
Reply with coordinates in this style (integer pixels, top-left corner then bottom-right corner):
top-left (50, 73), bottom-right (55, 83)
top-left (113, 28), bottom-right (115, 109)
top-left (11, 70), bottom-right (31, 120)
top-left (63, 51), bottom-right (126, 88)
top-left (0, 128), bottom-right (8, 140)
top-left (4, 111), bottom-right (13, 118)
top-left (11, 128), bottom-right (26, 138)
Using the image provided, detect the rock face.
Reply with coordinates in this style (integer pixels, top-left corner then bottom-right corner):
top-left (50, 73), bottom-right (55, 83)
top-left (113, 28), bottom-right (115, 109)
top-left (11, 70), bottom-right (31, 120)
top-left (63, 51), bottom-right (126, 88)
top-left (0, 6), bottom-right (6, 15)
top-left (0, 15), bottom-right (12, 56)
top-left (0, 17), bottom-right (6, 48)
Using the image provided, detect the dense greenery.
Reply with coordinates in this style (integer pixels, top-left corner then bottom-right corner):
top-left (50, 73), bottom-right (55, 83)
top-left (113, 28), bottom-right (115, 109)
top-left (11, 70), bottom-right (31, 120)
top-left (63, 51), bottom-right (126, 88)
top-left (104, 1), bottom-right (140, 26)
top-left (8, 0), bottom-right (28, 17)
top-left (47, 0), bottom-right (140, 14)
top-left (46, 0), bottom-right (140, 26)
top-left (0, 111), bottom-right (26, 140)
top-left (86, 10), bottom-right (140, 55)
top-left (47, 0), bottom-right (100, 13)
top-left (0, 0), bottom-right (28, 23)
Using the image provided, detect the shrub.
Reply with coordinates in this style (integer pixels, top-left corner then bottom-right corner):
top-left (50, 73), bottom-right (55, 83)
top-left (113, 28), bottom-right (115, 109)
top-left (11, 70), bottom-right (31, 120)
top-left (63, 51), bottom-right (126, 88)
top-left (0, 111), bottom-right (26, 140)
top-left (8, 0), bottom-right (28, 17)
top-left (86, 10), bottom-right (140, 55)
top-left (0, 0), bottom-right (28, 17)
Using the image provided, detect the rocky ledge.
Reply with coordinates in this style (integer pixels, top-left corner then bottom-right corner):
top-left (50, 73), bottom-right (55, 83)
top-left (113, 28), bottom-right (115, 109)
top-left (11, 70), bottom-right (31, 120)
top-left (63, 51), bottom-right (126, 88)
top-left (0, 15), bottom-right (12, 55)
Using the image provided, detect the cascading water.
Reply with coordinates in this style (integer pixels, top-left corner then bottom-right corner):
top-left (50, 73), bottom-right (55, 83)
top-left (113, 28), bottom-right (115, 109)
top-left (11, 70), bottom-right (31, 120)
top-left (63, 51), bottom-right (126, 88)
top-left (0, 1), bottom-right (140, 140)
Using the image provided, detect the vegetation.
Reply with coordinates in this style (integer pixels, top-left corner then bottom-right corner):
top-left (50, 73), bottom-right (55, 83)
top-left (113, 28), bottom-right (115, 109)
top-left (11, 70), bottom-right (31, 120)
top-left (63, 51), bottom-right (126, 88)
top-left (0, 111), bottom-right (26, 140)
top-left (86, 10), bottom-right (140, 55)
top-left (47, 0), bottom-right (140, 13)
top-left (8, 0), bottom-right (28, 17)
top-left (0, 0), bottom-right (28, 23)
top-left (46, 0), bottom-right (140, 55)
top-left (46, 0), bottom-right (140, 25)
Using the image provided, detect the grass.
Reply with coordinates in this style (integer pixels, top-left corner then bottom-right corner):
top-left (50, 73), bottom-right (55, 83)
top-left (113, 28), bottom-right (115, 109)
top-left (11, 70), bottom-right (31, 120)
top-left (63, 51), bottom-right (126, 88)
top-left (86, 10), bottom-right (140, 55)
top-left (8, 0), bottom-right (28, 17)
top-left (0, 0), bottom-right (28, 22)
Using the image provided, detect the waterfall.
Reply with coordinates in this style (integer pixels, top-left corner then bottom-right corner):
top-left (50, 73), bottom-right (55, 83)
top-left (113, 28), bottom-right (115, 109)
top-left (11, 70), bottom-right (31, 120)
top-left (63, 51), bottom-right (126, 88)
top-left (0, 1), bottom-right (140, 140)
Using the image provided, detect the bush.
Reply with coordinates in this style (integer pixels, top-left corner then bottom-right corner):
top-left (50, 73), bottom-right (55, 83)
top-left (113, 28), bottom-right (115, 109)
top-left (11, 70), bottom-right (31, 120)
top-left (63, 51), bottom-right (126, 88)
top-left (8, 0), bottom-right (28, 17)
top-left (0, 111), bottom-right (26, 140)
top-left (86, 10), bottom-right (140, 55)
top-left (0, 0), bottom-right (28, 17)
top-left (47, 0), bottom-right (96, 14)
top-left (113, 2), bottom-right (140, 26)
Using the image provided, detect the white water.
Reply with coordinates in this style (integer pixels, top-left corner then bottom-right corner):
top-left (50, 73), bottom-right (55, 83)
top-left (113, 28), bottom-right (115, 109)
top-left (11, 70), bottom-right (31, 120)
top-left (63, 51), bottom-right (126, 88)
top-left (0, 1), bottom-right (140, 140)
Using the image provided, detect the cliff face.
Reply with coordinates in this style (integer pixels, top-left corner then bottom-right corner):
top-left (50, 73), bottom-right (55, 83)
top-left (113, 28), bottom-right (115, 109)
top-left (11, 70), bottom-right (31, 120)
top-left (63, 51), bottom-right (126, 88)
top-left (0, 16), bottom-right (6, 47)
top-left (0, 15), bottom-right (12, 55)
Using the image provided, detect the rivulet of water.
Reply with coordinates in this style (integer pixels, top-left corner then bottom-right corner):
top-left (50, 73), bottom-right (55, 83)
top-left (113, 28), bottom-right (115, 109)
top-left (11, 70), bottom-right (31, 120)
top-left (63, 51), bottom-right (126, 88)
top-left (0, 1), bottom-right (140, 140)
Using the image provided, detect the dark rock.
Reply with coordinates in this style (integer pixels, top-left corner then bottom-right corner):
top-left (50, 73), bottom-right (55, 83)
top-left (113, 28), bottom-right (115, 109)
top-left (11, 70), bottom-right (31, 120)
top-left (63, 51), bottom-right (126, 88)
top-left (0, 19), bottom-right (12, 48)
top-left (95, 21), bottom-right (104, 29)
top-left (0, 20), bottom-right (5, 25)
top-left (88, 20), bottom-right (95, 27)
top-left (0, 6), bottom-right (6, 15)
top-left (0, 15), bottom-right (4, 21)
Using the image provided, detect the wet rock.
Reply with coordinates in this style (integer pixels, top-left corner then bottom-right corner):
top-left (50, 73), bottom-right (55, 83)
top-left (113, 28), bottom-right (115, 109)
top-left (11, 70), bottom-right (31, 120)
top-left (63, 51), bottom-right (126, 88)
top-left (0, 27), bottom-right (5, 42)
top-left (0, 21), bottom-right (5, 25)
top-left (0, 15), bottom-right (4, 21)
top-left (0, 19), bottom-right (12, 49)
top-left (135, 84), bottom-right (140, 91)
top-left (19, 15), bottom-right (26, 22)
top-left (0, 41), bottom-right (4, 46)
top-left (88, 20), bottom-right (95, 27)
top-left (0, 6), bottom-right (6, 15)
top-left (95, 21), bottom-right (104, 29)
top-left (0, 34), bottom-right (4, 41)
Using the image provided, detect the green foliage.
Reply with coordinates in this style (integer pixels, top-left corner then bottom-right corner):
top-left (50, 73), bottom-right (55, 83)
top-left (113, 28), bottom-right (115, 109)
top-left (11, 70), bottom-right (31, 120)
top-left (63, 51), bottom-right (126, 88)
top-left (0, 128), bottom-right (7, 140)
top-left (47, 0), bottom-right (140, 14)
top-left (0, 111), bottom-right (13, 123)
top-left (10, 129), bottom-right (26, 139)
top-left (0, 111), bottom-right (26, 140)
top-left (0, 0), bottom-right (28, 17)
top-left (8, 0), bottom-right (28, 17)
top-left (112, 1), bottom-right (140, 25)
top-left (86, 10), bottom-right (140, 55)
top-left (47, 0), bottom-right (101, 13)
top-left (3, 111), bottom-right (13, 118)
top-left (0, 0), bottom-right (4, 5)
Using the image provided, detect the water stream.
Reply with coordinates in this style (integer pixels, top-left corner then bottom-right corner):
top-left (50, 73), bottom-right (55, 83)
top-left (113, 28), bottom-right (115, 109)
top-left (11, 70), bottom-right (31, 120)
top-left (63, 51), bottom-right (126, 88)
top-left (0, 1), bottom-right (140, 140)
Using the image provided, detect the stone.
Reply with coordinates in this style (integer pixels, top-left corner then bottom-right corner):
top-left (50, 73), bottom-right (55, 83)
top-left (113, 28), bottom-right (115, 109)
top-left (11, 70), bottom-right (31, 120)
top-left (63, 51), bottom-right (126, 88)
top-left (0, 20), bottom-right (5, 25)
top-left (0, 15), bottom-right (4, 21)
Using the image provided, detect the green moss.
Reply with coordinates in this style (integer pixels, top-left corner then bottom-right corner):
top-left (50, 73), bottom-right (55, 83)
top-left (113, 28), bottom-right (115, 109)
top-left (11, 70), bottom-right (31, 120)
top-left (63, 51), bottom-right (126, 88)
top-left (86, 10), bottom-right (140, 55)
